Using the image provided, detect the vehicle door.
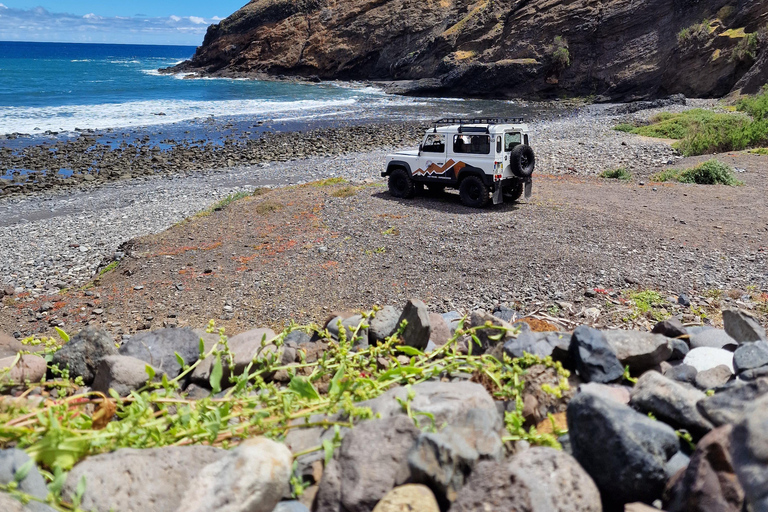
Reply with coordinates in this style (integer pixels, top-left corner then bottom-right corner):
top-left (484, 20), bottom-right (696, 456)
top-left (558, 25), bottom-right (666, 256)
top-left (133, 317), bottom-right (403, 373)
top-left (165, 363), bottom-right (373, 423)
top-left (501, 131), bottom-right (523, 178)
top-left (415, 133), bottom-right (449, 181)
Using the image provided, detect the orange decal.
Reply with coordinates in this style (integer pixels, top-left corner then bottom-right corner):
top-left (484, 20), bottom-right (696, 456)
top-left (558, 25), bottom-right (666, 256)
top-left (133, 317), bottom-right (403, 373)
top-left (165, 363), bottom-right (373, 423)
top-left (413, 160), bottom-right (466, 178)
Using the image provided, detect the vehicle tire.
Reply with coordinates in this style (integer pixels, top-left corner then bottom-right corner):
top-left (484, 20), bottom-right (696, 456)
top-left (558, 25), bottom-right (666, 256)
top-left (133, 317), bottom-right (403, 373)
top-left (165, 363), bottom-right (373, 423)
top-left (459, 175), bottom-right (490, 208)
top-left (503, 182), bottom-right (524, 202)
top-left (510, 144), bottom-right (535, 177)
top-left (388, 168), bottom-right (415, 198)
top-left (427, 183), bottom-right (445, 194)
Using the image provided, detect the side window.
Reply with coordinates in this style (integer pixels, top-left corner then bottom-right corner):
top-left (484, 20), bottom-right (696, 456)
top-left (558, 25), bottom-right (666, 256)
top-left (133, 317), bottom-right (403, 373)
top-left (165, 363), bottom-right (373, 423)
top-left (504, 132), bottom-right (522, 152)
top-left (496, 136), bottom-right (502, 153)
top-left (422, 134), bottom-right (445, 153)
top-left (453, 134), bottom-right (490, 154)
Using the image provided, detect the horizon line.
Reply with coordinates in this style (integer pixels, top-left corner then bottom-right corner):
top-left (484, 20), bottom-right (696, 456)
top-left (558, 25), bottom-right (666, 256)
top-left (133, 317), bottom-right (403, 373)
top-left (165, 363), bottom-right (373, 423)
top-left (0, 39), bottom-right (199, 47)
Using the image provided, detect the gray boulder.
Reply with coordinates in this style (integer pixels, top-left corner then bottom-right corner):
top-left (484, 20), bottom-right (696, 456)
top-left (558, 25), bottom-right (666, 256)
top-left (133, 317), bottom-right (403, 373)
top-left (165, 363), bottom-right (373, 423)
top-left (175, 437), bottom-right (292, 512)
top-left (603, 330), bottom-right (673, 373)
top-left (191, 327), bottom-right (279, 384)
top-left (652, 317), bottom-right (687, 339)
top-left (730, 394), bottom-right (768, 512)
top-left (92, 355), bottom-right (163, 397)
top-left (629, 371), bottom-right (713, 438)
top-left (466, 310), bottom-right (512, 354)
top-left (369, 306), bottom-right (401, 343)
top-left (569, 325), bottom-right (624, 383)
top-left (119, 328), bottom-right (202, 376)
top-left (694, 365), bottom-right (734, 390)
top-left (63, 446), bottom-right (226, 512)
top-left (502, 330), bottom-right (569, 359)
top-left (447, 448), bottom-right (601, 512)
top-left (723, 308), bottom-right (767, 344)
top-left (733, 340), bottom-right (768, 374)
top-left (428, 313), bottom-right (452, 346)
top-left (698, 378), bottom-right (768, 427)
top-left (670, 338), bottom-right (690, 360)
top-left (664, 363), bottom-right (698, 384)
top-left (568, 392), bottom-right (679, 508)
top-left (314, 415), bottom-right (419, 512)
top-left (51, 327), bottom-right (117, 384)
top-left (397, 300), bottom-right (431, 350)
top-left (0, 449), bottom-right (53, 512)
top-left (689, 328), bottom-right (738, 351)
top-left (577, 382), bottom-right (631, 405)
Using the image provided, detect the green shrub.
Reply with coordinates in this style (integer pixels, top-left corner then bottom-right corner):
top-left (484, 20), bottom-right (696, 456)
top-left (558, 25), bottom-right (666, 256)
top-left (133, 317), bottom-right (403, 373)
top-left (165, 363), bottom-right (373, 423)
top-left (551, 36), bottom-right (570, 68)
top-left (652, 160), bottom-right (743, 185)
top-left (600, 167), bottom-right (632, 180)
top-left (730, 32), bottom-right (759, 62)
top-left (613, 123), bottom-right (636, 133)
top-left (678, 20), bottom-right (712, 44)
top-left (748, 147), bottom-right (768, 155)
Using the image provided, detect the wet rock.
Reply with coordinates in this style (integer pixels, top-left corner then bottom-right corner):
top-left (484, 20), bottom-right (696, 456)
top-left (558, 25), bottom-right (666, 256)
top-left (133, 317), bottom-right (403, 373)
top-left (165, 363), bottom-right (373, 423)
top-left (369, 305), bottom-right (401, 343)
top-left (0, 449), bottom-right (53, 512)
top-left (569, 325), bottom-right (624, 383)
top-left (315, 415), bottom-right (420, 512)
top-left (568, 392), bottom-right (679, 508)
top-left (733, 340), bottom-right (768, 374)
top-left (664, 363), bottom-right (698, 384)
top-left (372, 484), bottom-right (440, 512)
top-left (683, 347), bottom-right (734, 373)
top-left (0, 355), bottom-right (46, 387)
top-left (652, 317), bottom-right (687, 339)
top-left (397, 299), bottom-right (431, 350)
top-left (694, 365), bottom-right (734, 390)
top-left (51, 327), bottom-right (117, 384)
top-left (447, 447), bottom-right (601, 512)
top-left (176, 437), bottom-right (292, 512)
top-left (92, 355), bottom-right (163, 397)
top-left (629, 371), bottom-right (713, 439)
top-left (697, 378), bottom-right (768, 427)
top-left (118, 328), bottom-right (202, 377)
top-left (723, 308), bottom-right (767, 344)
top-left (603, 330), bottom-right (673, 373)
top-left (730, 394), bottom-right (768, 511)
top-left (63, 446), bottom-right (226, 512)
top-left (664, 425), bottom-right (744, 512)
top-left (689, 328), bottom-right (738, 351)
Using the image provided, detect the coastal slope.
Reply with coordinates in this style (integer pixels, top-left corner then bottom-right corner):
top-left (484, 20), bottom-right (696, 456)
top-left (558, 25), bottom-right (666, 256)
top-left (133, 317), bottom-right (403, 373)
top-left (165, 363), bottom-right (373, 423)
top-left (169, 0), bottom-right (768, 100)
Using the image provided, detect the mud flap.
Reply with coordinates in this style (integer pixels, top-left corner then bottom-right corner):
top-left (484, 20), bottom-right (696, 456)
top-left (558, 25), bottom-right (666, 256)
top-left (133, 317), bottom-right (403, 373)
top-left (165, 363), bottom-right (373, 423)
top-left (524, 180), bottom-right (533, 198)
top-left (493, 184), bottom-right (503, 205)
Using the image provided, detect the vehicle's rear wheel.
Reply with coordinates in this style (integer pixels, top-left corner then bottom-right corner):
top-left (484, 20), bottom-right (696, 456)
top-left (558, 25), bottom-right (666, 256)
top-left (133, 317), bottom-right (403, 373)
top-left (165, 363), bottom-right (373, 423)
top-left (510, 144), bottom-right (536, 177)
top-left (427, 183), bottom-right (445, 194)
top-left (503, 182), bottom-right (524, 202)
top-left (388, 168), bottom-right (415, 198)
top-left (459, 176), bottom-right (490, 208)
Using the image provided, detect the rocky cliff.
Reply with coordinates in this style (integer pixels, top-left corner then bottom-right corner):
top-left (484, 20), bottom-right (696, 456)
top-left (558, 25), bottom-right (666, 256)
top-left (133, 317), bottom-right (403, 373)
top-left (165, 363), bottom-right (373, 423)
top-left (169, 0), bottom-right (768, 101)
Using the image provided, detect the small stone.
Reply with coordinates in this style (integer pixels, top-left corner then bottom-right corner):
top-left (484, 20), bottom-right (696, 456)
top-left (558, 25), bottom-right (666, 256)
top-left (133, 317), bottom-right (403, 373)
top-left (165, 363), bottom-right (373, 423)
top-left (370, 305), bottom-right (401, 343)
top-left (603, 330), bottom-right (673, 373)
top-left (733, 340), bottom-right (768, 374)
top-left (663, 363), bottom-right (698, 384)
top-left (652, 317), bottom-right (687, 339)
top-left (722, 308), bottom-right (767, 344)
top-left (697, 378), bottom-right (768, 427)
top-left (0, 449), bottom-right (52, 512)
top-left (694, 365), bottom-right (734, 390)
top-left (372, 484), bottom-right (439, 512)
top-left (92, 355), bottom-right (162, 397)
top-left (397, 299), bottom-right (431, 350)
top-left (0, 354), bottom-right (47, 387)
top-left (569, 325), bottom-right (624, 383)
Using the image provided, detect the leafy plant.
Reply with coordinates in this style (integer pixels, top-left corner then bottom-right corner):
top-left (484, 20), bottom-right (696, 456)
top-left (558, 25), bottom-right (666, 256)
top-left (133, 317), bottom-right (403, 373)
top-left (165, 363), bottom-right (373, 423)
top-left (98, 261), bottom-right (119, 276)
top-left (600, 168), bottom-right (632, 180)
top-left (551, 36), bottom-right (570, 69)
top-left (730, 32), bottom-right (759, 62)
top-left (652, 160), bottom-right (743, 186)
top-left (678, 19), bottom-right (712, 44)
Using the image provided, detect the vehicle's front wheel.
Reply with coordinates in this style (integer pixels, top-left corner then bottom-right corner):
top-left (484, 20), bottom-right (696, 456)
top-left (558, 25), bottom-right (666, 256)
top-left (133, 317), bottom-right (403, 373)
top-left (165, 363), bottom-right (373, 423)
top-left (388, 168), bottom-right (415, 199)
top-left (503, 182), bottom-right (524, 202)
top-left (459, 176), bottom-right (490, 208)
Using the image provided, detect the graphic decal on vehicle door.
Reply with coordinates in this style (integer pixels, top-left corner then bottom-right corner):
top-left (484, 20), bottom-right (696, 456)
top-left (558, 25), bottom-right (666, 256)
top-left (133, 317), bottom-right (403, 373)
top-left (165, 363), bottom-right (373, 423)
top-left (412, 160), bottom-right (466, 179)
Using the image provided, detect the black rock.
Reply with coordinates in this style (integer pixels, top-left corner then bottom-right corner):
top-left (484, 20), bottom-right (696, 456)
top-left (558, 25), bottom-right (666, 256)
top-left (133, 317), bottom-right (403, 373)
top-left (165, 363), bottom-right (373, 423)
top-left (722, 308), bottom-right (767, 344)
top-left (396, 299), bottom-right (431, 350)
top-left (652, 317), bottom-right (687, 339)
top-left (503, 330), bottom-right (558, 359)
top-left (678, 293), bottom-right (691, 307)
top-left (733, 340), bottom-right (768, 374)
top-left (569, 325), bottom-right (624, 383)
top-left (568, 392), bottom-right (679, 509)
top-left (492, 306), bottom-right (516, 323)
top-left (697, 377), bottom-right (768, 427)
top-left (51, 327), bottom-right (117, 384)
top-left (118, 328), bottom-right (202, 377)
top-left (369, 305), bottom-right (402, 343)
top-left (669, 338), bottom-right (690, 360)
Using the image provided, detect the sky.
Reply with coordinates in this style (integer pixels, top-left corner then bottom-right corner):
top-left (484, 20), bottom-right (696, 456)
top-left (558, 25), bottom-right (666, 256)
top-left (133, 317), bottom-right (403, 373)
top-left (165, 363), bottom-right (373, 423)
top-left (0, 1), bottom-right (248, 45)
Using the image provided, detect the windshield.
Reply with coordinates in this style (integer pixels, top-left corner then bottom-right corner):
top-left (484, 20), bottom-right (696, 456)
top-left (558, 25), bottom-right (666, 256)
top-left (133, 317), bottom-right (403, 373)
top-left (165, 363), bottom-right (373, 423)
top-left (504, 132), bottom-right (522, 152)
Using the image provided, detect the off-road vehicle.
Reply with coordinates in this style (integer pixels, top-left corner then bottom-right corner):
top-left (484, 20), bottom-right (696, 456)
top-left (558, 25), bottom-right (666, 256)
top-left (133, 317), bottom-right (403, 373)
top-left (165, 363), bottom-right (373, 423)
top-left (382, 118), bottom-right (535, 208)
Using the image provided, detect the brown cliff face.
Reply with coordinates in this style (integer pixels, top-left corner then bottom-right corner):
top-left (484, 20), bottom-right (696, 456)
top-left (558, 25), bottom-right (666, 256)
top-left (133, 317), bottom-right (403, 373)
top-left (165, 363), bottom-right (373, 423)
top-left (171, 0), bottom-right (768, 101)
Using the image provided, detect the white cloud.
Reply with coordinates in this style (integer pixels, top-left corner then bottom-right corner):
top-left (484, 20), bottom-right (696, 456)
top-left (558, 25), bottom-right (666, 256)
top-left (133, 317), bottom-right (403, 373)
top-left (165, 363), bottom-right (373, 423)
top-left (0, 6), bottom-right (217, 44)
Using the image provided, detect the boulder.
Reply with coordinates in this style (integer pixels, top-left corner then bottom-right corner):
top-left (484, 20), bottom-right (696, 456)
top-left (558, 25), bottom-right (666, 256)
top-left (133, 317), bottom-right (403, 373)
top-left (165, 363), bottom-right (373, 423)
top-left (466, 310), bottom-right (511, 354)
top-left (689, 328), bottom-right (738, 351)
top-left (723, 308), bottom-right (767, 344)
top-left (0, 355), bottom-right (46, 387)
top-left (569, 325), bottom-right (624, 383)
top-left (340, 315), bottom-right (369, 348)
top-left (503, 330), bottom-right (556, 359)
top-left (733, 340), bottom-right (768, 374)
top-left (567, 392), bottom-right (679, 508)
top-left (119, 328), bottom-right (202, 377)
top-left (314, 415), bottom-right (420, 512)
top-left (63, 446), bottom-right (226, 512)
top-left (577, 382), bottom-right (631, 405)
top-left (0, 449), bottom-right (53, 512)
top-left (369, 306), bottom-right (401, 343)
top-left (397, 300), bottom-right (431, 350)
top-left (697, 378), bottom-right (768, 427)
top-left (670, 338), bottom-right (690, 360)
top-left (428, 313), bottom-right (451, 346)
top-left (664, 363), bottom-right (698, 384)
top-left (629, 371), bottom-right (713, 439)
top-left (447, 448), bottom-right (601, 512)
top-left (175, 437), bottom-right (292, 512)
top-left (652, 317), bottom-right (687, 339)
top-left (683, 347), bottom-right (734, 373)
top-left (694, 365), bottom-right (734, 390)
top-left (515, 364), bottom-right (574, 425)
top-left (51, 327), bottom-right (117, 384)
top-left (603, 330), bottom-right (673, 373)
top-left (190, 327), bottom-right (278, 384)
top-left (730, 394), bottom-right (768, 511)
top-left (0, 331), bottom-right (26, 358)
top-left (91, 355), bottom-right (163, 397)
top-left (372, 484), bottom-right (439, 512)
top-left (664, 425), bottom-right (744, 512)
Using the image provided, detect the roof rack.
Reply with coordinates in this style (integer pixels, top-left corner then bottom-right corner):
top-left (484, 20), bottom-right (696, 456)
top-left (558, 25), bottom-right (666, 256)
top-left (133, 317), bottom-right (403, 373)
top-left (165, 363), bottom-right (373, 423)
top-left (433, 117), bottom-right (525, 126)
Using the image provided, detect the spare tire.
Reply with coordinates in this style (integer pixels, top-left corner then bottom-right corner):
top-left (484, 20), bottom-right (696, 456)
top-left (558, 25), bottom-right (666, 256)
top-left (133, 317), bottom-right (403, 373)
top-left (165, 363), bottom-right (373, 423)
top-left (510, 144), bottom-right (535, 177)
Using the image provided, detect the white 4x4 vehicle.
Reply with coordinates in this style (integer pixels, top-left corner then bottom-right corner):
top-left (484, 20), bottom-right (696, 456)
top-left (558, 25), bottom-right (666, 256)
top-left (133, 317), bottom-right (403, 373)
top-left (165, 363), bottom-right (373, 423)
top-left (382, 118), bottom-right (535, 208)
